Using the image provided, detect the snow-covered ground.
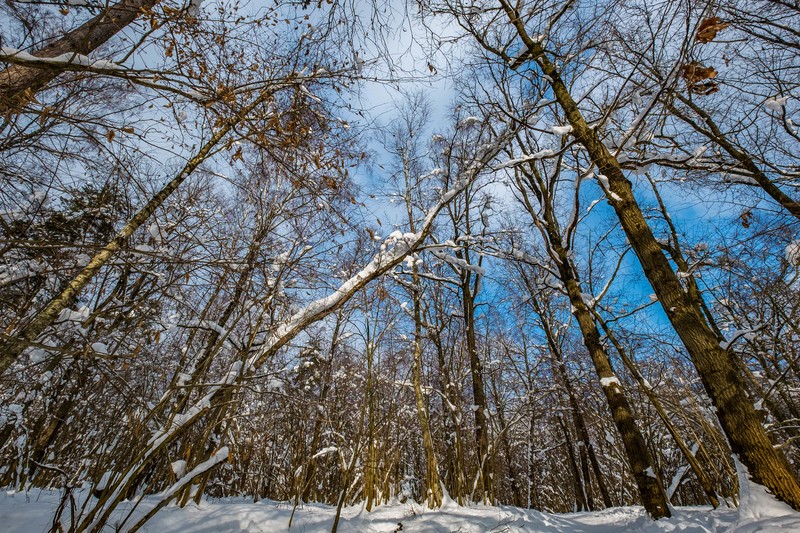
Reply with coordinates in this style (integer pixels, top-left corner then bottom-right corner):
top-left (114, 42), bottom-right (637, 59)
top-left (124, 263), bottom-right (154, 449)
top-left (1, 487), bottom-right (799, 533)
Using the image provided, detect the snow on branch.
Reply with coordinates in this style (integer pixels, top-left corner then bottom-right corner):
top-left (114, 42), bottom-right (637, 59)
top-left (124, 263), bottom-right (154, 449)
top-left (79, 118), bottom-right (520, 531)
top-left (159, 447), bottom-right (228, 501)
top-left (0, 47), bottom-right (124, 71)
top-left (429, 249), bottom-right (486, 276)
top-left (494, 149), bottom-right (556, 170)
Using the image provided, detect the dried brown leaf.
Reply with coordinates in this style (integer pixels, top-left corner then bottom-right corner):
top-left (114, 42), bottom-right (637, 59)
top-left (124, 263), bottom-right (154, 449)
top-left (682, 62), bottom-right (718, 84)
top-left (696, 17), bottom-right (730, 43)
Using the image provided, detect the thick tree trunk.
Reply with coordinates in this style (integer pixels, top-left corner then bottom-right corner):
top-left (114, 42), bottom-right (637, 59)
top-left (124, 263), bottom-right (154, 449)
top-left (551, 241), bottom-right (671, 518)
top-left (0, 0), bottom-right (160, 113)
top-left (498, 0), bottom-right (800, 509)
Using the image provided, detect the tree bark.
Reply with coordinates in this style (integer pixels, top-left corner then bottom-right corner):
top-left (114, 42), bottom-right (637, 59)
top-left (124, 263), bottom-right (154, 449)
top-left (497, 1), bottom-right (800, 508)
top-left (411, 269), bottom-right (443, 508)
top-left (0, 90), bottom-right (270, 377)
top-left (0, 0), bottom-right (161, 113)
top-left (592, 308), bottom-right (721, 508)
top-left (548, 238), bottom-right (671, 518)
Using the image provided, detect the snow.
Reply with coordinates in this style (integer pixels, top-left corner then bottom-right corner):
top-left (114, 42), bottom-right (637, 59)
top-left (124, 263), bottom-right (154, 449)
top-left (786, 240), bottom-right (800, 266)
top-left (720, 328), bottom-right (761, 350)
top-left (599, 376), bottom-right (621, 388)
top-left (171, 460), bottom-right (187, 478)
top-left (460, 116), bottom-right (482, 127)
top-left (430, 249), bottom-right (486, 276)
top-left (735, 459), bottom-right (797, 532)
top-left (57, 306), bottom-right (89, 323)
top-left (596, 173), bottom-right (611, 190)
top-left (311, 446), bottom-right (339, 459)
top-left (765, 96), bottom-right (788, 111)
top-left (551, 125), bottom-right (573, 135)
top-left (0, 489), bottom-right (797, 532)
top-left (0, 47), bottom-right (124, 70)
top-left (495, 149), bottom-right (555, 169)
top-left (187, 0), bottom-right (204, 17)
top-left (90, 342), bottom-right (109, 354)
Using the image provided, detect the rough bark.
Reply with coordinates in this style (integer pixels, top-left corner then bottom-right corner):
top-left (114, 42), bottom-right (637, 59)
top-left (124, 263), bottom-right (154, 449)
top-left (0, 0), bottom-right (160, 113)
top-left (593, 309), bottom-right (721, 508)
top-left (498, 0), bottom-right (800, 508)
top-left (549, 237), bottom-right (671, 519)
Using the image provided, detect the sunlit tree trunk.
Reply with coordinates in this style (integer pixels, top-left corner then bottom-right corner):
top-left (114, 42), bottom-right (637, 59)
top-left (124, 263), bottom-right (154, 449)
top-left (497, 0), bottom-right (800, 508)
top-left (0, 0), bottom-right (161, 112)
top-left (411, 267), bottom-right (443, 508)
top-left (0, 91), bottom-right (270, 378)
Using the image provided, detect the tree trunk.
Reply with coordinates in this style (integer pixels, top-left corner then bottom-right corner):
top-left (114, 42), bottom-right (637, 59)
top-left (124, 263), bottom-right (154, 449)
top-left (593, 308), bottom-right (721, 508)
top-left (411, 265), bottom-right (443, 508)
top-left (0, 0), bottom-right (161, 113)
top-left (539, 250), bottom-right (670, 517)
top-left (557, 414), bottom-right (588, 511)
top-left (0, 90), bottom-right (269, 377)
top-left (462, 280), bottom-right (492, 503)
top-left (498, 1), bottom-right (800, 508)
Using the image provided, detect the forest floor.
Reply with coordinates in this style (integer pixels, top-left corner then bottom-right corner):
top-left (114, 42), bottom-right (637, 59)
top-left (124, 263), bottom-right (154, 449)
top-left (1, 485), bottom-right (799, 532)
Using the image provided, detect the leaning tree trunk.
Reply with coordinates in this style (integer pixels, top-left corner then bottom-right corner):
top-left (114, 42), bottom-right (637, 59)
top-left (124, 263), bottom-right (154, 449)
top-left (593, 309), bottom-right (721, 508)
top-left (509, 141), bottom-right (667, 516)
top-left (0, 0), bottom-right (161, 113)
top-left (497, 0), bottom-right (800, 509)
top-left (546, 230), bottom-right (671, 519)
top-left (0, 90), bottom-right (269, 378)
top-left (533, 296), bottom-right (612, 509)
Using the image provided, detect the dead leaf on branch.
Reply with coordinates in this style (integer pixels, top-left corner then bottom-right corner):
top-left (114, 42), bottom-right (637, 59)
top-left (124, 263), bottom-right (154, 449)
top-left (322, 176), bottom-right (339, 190)
top-left (695, 17), bottom-right (730, 44)
top-left (740, 209), bottom-right (753, 228)
top-left (682, 62), bottom-right (719, 95)
top-left (689, 81), bottom-right (719, 95)
top-left (683, 62), bottom-right (717, 83)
